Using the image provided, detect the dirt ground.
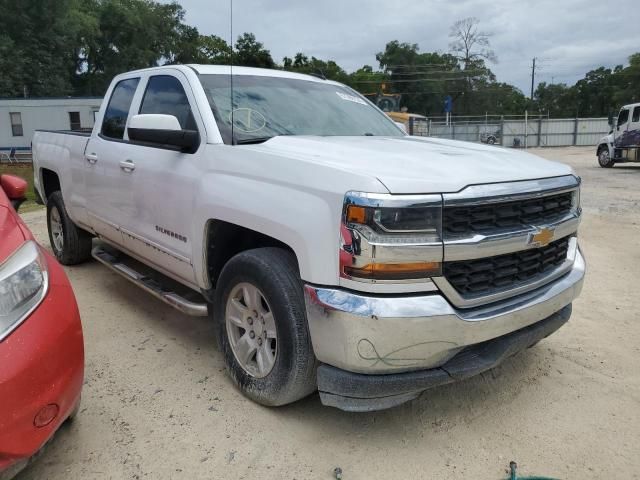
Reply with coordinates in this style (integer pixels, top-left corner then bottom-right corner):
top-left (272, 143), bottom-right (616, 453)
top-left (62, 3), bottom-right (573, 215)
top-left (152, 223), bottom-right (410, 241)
top-left (15, 146), bottom-right (640, 480)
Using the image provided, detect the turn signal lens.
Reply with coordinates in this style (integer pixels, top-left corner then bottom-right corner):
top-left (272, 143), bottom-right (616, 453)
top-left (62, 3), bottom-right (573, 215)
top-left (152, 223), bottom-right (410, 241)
top-left (344, 261), bottom-right (442, 281)
top-left (346, 205), bottom-right (367, 224)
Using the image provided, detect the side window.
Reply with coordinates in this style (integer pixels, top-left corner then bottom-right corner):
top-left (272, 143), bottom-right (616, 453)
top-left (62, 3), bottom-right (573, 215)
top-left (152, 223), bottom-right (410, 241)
top-left (10, 112), bottom-right (23, 137)
top-left (69, 111), bottom-right (81, 130)
top-left (139, 75), bottom-right (197, 131)
top-left (102, 78), bottom-right (140, 139)
top-left (632, 107), bottom-right (640, 123)
top-left (617, 108), bottom-right (629, 127)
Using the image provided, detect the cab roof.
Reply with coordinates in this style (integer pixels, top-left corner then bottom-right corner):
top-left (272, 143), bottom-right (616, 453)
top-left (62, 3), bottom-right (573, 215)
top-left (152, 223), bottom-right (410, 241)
top-left (124, 64), bottom-right (338, 85)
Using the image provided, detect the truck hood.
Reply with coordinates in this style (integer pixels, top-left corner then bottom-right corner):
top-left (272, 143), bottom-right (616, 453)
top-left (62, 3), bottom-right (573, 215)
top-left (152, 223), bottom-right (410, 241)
top-left (250, 136), bottom-right (574, 194)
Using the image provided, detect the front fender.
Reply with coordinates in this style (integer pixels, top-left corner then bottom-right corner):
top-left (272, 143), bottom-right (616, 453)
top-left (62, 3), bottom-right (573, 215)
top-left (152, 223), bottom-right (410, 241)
top-left (191, 174), bottom-right (344, 288)
top-left (190, 144), bottom-right (389, 289)
top-left (597, 134), bottom-right (614, 155)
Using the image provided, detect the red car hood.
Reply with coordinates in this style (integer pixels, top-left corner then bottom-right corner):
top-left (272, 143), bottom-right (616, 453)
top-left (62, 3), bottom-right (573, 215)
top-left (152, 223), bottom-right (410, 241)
top-left (0, 202), bottom-right (27, 261)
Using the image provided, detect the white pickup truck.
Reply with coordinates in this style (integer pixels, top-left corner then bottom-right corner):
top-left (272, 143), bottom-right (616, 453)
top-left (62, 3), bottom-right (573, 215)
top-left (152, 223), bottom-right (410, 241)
top-left (32, 65), bottom-right (585, 411)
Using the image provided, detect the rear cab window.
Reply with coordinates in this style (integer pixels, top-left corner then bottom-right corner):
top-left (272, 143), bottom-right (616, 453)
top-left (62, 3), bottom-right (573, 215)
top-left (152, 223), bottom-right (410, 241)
top-left (632, 106), bottom-right (640, 123)
top-left (101, 78), bottom-right (140, 139)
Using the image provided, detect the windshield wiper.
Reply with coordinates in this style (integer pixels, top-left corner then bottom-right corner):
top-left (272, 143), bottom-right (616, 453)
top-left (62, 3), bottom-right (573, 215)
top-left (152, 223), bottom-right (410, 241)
top-left (234, 136), bottom-right (274, 145)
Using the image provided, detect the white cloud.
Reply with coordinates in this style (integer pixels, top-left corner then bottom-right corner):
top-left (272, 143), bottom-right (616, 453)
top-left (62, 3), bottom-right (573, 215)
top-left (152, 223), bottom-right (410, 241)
top-left (169, 0), bottom-right (640, 92)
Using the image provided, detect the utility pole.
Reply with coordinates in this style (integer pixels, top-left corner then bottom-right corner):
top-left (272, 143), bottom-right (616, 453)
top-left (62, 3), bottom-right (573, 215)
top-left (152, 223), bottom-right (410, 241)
top-left (530, 57), bottom-right (537, 100)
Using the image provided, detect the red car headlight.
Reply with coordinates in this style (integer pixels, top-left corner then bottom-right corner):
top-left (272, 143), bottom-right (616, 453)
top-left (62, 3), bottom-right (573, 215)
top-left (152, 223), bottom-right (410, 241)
top-left (0, 241), bottom-right (49, 341)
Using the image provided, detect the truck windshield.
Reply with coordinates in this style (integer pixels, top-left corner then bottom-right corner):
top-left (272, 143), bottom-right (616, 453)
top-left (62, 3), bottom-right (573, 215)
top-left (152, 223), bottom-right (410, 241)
top-left (198, 74), bottom-right (403, 144)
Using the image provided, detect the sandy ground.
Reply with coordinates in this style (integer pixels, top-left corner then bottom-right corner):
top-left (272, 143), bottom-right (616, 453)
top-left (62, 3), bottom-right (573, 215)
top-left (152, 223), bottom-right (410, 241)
top-left (14, 146), bottom-right (640, 480)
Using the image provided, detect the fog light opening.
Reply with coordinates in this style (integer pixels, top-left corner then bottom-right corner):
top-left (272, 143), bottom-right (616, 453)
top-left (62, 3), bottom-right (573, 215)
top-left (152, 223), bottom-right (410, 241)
top-left (33, 404), bottom-right (59, 428)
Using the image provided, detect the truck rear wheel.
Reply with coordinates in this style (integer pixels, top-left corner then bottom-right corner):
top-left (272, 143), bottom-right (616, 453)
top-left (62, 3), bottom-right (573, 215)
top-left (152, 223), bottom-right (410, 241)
top-left (598, 146), bottom-right (615, 168)
top-left (46, 191), bottom-right (93, 265)
top-left (213, 248), bottom-right (317, 406)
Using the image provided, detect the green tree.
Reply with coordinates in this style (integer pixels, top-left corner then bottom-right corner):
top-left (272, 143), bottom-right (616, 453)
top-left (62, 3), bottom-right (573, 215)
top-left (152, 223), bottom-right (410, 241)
top-left (282, 53), bottom-right (349, 83)
top-left (374, 41), bottom-right (470, 115)
top-left (612, 53), bottom-right (640, 106)
top-left (195, 35), bottom-right (232, 64)
top-left (73, 0), bottom-right (198, 95)
top-left (0, 0), bottom-right (82, 97)
top-left (347, 65), bottom-right (387, 94)
top-left (533, 82), bottom-right (576, 117)
top-left (233, 33), bottom-right (275, 68)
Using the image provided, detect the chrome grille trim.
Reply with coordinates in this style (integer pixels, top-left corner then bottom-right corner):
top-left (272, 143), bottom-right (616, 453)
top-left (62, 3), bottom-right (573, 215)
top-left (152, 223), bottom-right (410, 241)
top-left (443, 212), bottom-right (580, 261)
top-left (442, 175), bottom-right (580, 207)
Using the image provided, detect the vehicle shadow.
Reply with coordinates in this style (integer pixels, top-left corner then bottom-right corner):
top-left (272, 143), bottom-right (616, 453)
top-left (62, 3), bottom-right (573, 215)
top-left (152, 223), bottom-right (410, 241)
top-left (277, 346), bottom-right (544, 430)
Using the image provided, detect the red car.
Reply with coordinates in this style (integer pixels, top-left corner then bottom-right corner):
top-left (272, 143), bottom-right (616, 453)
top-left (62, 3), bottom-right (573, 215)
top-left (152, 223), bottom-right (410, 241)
top-left (0, 175), bottom-right (84, 478)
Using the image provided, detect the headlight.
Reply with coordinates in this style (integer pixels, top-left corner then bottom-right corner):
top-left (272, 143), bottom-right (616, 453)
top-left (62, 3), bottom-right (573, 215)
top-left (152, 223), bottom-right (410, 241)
top-left (0, 241), bottom-right (48, 341)
top-left (340, 192), bottom-right (443, 283)
top-left (346, 203), bottom-right (441, 241)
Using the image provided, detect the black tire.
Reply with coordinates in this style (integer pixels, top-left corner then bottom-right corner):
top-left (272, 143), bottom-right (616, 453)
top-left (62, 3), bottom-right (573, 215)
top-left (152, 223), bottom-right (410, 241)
top-left (46, 191), bottom-right (93, 265)
top-left (487, 136), bottom-right (496, 145)
top-left (213, 247), bottom-right (317, 406)
top-left (598, 146), bottom-right (615, 168)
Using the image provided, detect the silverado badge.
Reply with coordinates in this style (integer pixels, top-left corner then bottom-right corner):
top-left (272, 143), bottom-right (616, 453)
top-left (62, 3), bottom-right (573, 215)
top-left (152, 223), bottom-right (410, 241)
top-left (529, 227), bottom-right (555, 248)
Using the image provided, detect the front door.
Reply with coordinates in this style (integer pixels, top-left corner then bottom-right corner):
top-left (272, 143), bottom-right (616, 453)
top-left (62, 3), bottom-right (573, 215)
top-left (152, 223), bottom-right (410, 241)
top-left (117, 72), bottom-right (203, 286)
top-left (614, 107), bottom-right (631, 148)
top-left (625, 105), bottom-right (640, 147)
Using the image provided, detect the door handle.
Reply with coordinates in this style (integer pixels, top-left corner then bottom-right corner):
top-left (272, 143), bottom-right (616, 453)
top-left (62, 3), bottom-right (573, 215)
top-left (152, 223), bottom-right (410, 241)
top-left (119, 159), bottom-right (135, 172)
top-left (86, 153), bottom-right (98, 164)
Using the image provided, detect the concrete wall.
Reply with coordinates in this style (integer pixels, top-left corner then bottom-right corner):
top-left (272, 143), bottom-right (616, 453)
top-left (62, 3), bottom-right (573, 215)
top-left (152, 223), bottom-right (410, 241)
top-left (0, 97), bottom-right (103, 150)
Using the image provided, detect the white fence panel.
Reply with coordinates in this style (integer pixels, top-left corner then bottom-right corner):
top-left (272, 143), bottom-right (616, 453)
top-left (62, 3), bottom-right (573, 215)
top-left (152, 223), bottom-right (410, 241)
top-left (412, 116), bottom-right (609, 148)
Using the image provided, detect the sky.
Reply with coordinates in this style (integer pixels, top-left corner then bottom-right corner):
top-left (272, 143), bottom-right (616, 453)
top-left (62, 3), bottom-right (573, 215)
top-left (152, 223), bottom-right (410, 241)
top-left (167, 0), bottom-right (640, 94)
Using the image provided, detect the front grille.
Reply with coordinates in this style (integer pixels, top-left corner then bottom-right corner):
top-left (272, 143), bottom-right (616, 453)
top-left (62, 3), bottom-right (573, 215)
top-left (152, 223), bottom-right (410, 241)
top-left (443, 192), bottom-right (573, 236)
top-left (443, 237), bottom-right (570, 297)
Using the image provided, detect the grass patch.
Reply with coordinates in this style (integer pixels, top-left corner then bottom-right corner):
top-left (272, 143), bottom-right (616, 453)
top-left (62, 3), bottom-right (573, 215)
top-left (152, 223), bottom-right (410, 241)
top-left (0, 163), bottom-right (43, 211)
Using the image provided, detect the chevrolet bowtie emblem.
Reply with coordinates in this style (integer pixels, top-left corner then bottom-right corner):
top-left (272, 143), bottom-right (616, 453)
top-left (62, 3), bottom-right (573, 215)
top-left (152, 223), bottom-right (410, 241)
top-left (529, 228), bottom-right (555, 247)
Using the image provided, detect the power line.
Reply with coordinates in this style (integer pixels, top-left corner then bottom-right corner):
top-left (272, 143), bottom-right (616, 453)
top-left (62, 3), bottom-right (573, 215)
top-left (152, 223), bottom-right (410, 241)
top-left (355, 76), bottom-right (489, 84)
top-left (354, 69), bottom-right (487, 77)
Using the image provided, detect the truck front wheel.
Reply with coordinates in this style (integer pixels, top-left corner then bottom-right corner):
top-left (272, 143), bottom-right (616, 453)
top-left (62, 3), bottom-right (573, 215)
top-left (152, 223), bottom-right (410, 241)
top-left (213, 248), bottom-right (317, 406)
top-left (598, 146), bottom-right (615, 168)
top-left (46, 191), bottom-right (93, 265)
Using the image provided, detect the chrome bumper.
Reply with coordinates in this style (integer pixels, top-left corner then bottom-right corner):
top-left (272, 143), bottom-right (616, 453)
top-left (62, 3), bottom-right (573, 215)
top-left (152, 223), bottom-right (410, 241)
top-left (304, 247), bottom-right (585, 375)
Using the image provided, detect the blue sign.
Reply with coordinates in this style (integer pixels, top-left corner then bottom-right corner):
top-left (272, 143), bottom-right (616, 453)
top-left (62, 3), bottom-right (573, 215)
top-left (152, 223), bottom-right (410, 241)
top-left (444, 95), bottom-right (453, 113)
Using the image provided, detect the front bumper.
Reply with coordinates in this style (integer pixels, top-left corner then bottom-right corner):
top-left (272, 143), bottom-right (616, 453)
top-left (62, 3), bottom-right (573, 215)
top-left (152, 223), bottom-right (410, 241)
top-left (304, 247), bottom-right (585, 410)
top-left (318, 305), bottom-right (571, 411)
top-left (0, 252), bottom-right (84, 476)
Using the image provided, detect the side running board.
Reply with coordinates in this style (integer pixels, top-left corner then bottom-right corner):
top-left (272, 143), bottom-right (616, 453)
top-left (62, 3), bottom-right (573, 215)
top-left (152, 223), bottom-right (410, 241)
top-left (92, 245), bottom-right (208, 317)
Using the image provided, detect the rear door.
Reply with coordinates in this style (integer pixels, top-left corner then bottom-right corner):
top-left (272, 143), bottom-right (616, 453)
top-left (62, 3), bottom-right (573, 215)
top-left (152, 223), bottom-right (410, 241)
top-left (84, 76), bottom-right (141, 244)
top-left (117, 72), bottom-right (204, 285)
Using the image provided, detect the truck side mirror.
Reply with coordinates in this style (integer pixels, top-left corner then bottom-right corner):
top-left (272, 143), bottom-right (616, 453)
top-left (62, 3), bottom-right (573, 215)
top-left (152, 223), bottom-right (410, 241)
top-left (127, 114), bottom-right (200, 154)
top-left (1, 174), bottom-right (28, 211)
